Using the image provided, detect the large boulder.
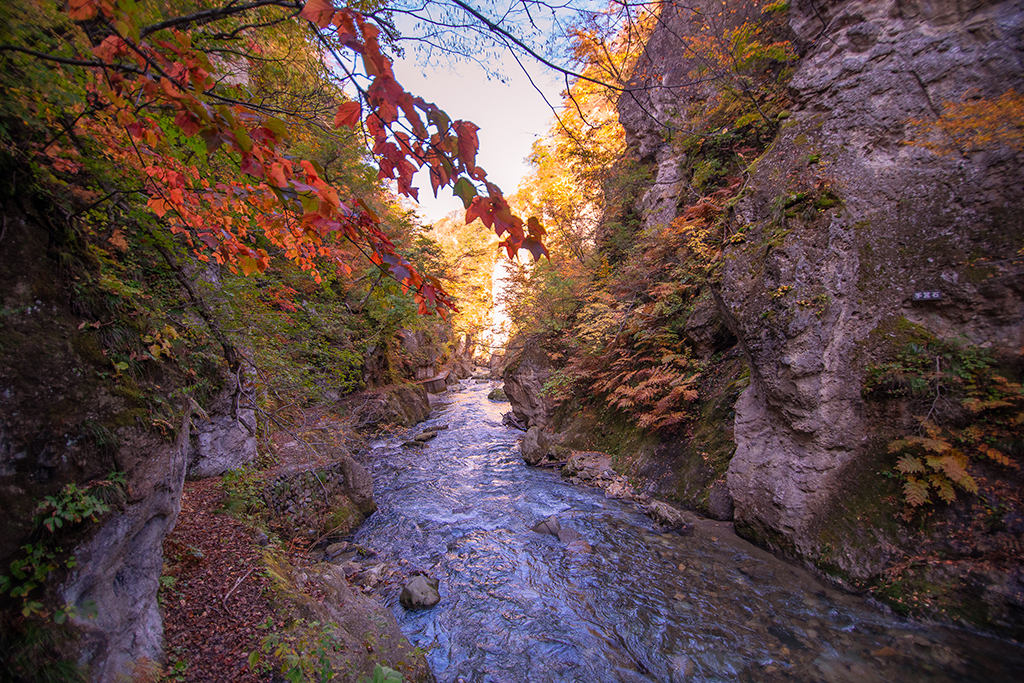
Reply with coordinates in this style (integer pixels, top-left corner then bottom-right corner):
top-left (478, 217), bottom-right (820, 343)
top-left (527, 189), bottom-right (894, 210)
top-left (520, 426), bottom-right (547, 466)
top-left (520, 426), bottom-right (569, 466)
top-left (502, 340), bottom-right (556, 428)
top-left (645, 500), bottom-right (697, 535)
top-left (399, 574), bottom-right (441, 609)
top-left (279, 559), bottom-right (433, 681)
top-left (339, 383), bottom-right (430, 428)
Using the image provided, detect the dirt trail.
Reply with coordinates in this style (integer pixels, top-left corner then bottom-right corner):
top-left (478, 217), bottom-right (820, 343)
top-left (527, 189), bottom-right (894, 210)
top-left (161, 478), bottom-right (272, 683)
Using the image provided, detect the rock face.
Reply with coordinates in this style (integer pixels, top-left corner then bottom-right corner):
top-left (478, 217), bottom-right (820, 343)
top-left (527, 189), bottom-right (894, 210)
top-left (718, 0), bottom-right (1024, 566)
top-left (0, 207), bottom-right (218, 681)
top-left (398, 328), bottom-right (447, 381)
top-left (186, 368), bottom-right (258, 479)
top-left (62, 419), bottom-right (191, 682)
top-left (503, 341), bottom-right (557, 428)
top-left (339, 383), bottom-right (431, 428)
top-left (521, 426), bottom-right (550, 466)
top-left (617, 0), bottom-right (1024, 630)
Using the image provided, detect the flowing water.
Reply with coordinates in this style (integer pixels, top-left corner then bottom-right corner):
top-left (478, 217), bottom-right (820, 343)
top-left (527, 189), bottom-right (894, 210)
top-left (352, 379), bottom-right (1024, 682)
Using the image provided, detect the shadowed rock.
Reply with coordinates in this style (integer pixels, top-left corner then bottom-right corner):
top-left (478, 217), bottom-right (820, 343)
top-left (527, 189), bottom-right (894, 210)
top-left (400, 574), bottom-right (441, 609)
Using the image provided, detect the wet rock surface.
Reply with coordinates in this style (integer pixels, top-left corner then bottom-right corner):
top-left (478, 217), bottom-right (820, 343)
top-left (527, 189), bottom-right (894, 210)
top-left (400, 574), bottom-right (441, 609)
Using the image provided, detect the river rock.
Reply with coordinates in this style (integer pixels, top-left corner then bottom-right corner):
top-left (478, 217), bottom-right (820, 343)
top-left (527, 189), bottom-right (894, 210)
top-left (563, 451), bottom-right (614, 480)
top-left (532, 515), bottom-right (562, 536)
top-left (502, 342), bottom-right (556, 428)
top-left (521, 427), bottom-right (569, 466)
top-left (645, 501), bottom-right (697, 535)
top-left (605, 479), bottom-right (636, 500)
top-left (531, 515), bottom-right (583, 544)
top-left (325, 541), bottom-right (353, 559)
top-left (414, 430), bottom-right (438, 442)
top-left (400, 574), bottom-right (441, 609)
top-left (705, 480), bottom-right (734, 521)
top-left (487, 386), bottom-right (508, 401)
top-left (521, 426), bottom-right (547, 466)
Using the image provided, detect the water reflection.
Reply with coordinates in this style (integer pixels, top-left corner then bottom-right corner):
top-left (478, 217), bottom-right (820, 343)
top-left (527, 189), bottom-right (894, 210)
top-left (353, 381), bottom-right (1024, 682)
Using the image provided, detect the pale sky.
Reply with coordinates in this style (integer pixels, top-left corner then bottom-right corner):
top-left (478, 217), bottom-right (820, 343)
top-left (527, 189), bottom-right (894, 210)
top-left (391, 52), bottom-right (563, 223)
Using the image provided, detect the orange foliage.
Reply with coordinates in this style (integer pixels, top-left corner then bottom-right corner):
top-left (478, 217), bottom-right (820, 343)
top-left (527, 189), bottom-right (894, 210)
top-left (909, 88), bottom-right (1024, 153)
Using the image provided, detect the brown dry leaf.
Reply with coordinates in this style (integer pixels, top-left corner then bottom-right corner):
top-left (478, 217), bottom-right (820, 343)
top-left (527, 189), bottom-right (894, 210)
top-left (108, 229), bottom-right (129, 251)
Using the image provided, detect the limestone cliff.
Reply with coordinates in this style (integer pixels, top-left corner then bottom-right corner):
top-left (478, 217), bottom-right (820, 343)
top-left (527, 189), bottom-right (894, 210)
top-left (612, 0), bottom-right (1024, 632)
top-left (721, 0), bottom-right (1023, 566)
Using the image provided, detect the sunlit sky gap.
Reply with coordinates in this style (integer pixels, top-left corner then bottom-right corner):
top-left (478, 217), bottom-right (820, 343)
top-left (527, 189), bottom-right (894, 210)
top-left (391, 52), bottom-right (563, 222)
top-left (372, 1), bottom-right (616, 222)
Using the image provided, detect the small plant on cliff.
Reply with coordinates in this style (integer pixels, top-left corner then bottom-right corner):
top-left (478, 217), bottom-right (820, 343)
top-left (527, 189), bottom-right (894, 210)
top-left (890, 418), bottom-right (978, 507)
top-left (0, 473), bottom-right (125, 618)
top-left (908, 88), bottom-right (1024, 154)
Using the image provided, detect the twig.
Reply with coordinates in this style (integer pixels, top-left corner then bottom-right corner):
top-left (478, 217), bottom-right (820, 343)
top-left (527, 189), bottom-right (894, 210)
top-left (222, 566), bottom-right (257, 616)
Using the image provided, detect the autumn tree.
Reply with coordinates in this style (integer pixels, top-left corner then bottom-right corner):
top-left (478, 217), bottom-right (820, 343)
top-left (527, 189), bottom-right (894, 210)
top-left (0, 0), bottom-right (559, 321)
top-left (503, 0), bottom-right (798, 431)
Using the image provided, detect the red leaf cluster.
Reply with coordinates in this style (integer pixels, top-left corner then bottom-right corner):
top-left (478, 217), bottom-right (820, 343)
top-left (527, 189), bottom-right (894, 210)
top-left (58, 0), bottom-right (550, 317)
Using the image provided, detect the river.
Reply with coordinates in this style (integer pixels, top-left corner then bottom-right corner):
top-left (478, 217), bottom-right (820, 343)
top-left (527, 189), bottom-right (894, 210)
top-left (352, 379), bottom-right (1024, 682)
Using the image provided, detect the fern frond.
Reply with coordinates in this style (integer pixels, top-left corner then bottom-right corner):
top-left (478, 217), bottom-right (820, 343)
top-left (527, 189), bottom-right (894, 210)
top-left (978, 444), bottom-right (1014, 467)
top-left (888, 439), bottom-right (912, 454)
top-left (929, 474), bottom-right (957, 504)
top-left (904, 477), bottom-right (930, 506)
top-left (895, 455), bottom-right (925, 475)
top-left (917, 437), bottom-right (951, 454)
top-left (936, 453), bottom-right (970, 486)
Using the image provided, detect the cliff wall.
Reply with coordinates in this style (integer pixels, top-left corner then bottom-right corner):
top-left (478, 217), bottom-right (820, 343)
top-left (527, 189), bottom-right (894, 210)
top-left (608, 0), bottom-right (1024, 631)
top-left (721, 0), bottom-right (1023, 564)
top-left (0, 196), bottom-right (259, 679)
